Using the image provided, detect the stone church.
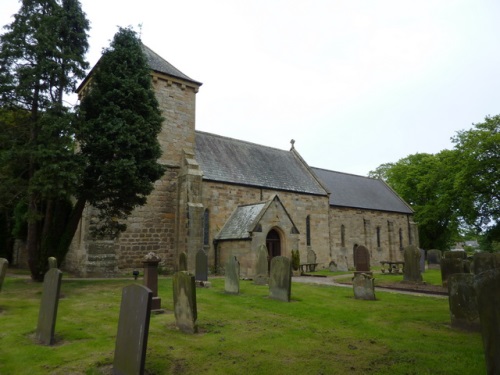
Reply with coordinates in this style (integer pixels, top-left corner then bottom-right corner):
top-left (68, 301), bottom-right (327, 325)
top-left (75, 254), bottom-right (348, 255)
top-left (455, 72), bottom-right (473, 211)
top-left (65, 45), bottom-right (417, 277)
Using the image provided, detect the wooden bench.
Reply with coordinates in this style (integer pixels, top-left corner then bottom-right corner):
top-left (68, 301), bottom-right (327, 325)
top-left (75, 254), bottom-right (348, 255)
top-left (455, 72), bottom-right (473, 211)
top-left (380, 261), bottom-right (404, 274)
top-left (300, 263), bottom-right (318, 273)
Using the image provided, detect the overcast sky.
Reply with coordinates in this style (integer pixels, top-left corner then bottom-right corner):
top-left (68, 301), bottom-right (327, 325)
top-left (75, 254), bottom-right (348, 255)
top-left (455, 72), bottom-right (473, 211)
top-left (2, 0), bottom-right (500, 176)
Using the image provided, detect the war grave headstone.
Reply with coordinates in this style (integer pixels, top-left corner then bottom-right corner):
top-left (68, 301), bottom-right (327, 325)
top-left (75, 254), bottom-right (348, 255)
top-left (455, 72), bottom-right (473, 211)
top-left (352, 272), bottom-right (376, 300)
top-left (179, 251), bottom-right (188, 272)
top-left (441, 251), bottom-right (469, 287)
top-left (473, 252), bottom-right (500, 275)
top-left (353, 245), bottom-right (371, 275)
top-left (113, 284), bottom-right (152, 375)
top-left (254, 244), bottom-right (269, 285)
top-left (403, 245), bottom-right (423, 283)
top-left (419, 248), bottom-right (426, 273)
top-left (474, 268), bottom-right (500, 375)
top-left (35, 268), bottom-right (63, 345)
top-left (269, 256), bottom-right (292, 302)
top-left (0, 258), bottom-right (8, 292)
top-left (427, 249), bottom-right (442, 269)
top-left (173, 271), bottom-right (198, 334)
top-left (142, 252), bottom-right (163, 312)
top-left (225, 255), bottom-right (240, 294)
top-left (195, 249), bottom-right (209, 286)
top-left (48, 256), bottom-right (57, 269)
top-left (447, 273), bottom-right (479, 331)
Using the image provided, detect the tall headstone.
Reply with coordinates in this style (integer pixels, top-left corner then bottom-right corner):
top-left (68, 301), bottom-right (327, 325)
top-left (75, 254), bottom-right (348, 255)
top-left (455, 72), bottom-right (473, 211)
top-left (179, 251), bottom-right (188, 272)
top-left (142, 252), bottom-right (162, 311)
top-left (403, 245), bottom-right (423, 283)
top-left (473, 252), bottom-right (500, 275)
top-left (195, 249), bottom-right (208, 282)
top-left (441, 253), bottom-right (468, 287)
top-left (225, 256), bottom-right (240, 294)
top-left (352, 273), bottom-right (376, 300)
top-left (36, 268), bottom-right (63, 345)
top-left (427, 249), bottom-right (442, 269)
top-left (448, 273), bottom-right (479, 331)
top-left (269, 256), bottom-right (292, 302)
top-left (173, 271), bottom-right (198, 334)
top-left (419, 248), bottom-right (426, 273)
top-left (113, 284), bottom-right (152, 375)
top-left (353, 245), bottom-right (371, 273)
top-left (0, 258), bottom-right (8, 292)
top-left (254, 244), bottom-right (269, 285)
top-left (474, 268), bottom-right (500, 374)
top-left (48, 257), bottom-right (57, 269)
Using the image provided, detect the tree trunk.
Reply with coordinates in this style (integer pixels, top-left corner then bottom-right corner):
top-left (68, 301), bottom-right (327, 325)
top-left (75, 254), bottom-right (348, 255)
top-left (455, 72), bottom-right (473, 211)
top-left (55, 197), bottom-right (87, 261)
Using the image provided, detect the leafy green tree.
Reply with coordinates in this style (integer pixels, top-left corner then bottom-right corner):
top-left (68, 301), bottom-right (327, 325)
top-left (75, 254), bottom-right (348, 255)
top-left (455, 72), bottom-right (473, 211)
top-left (0, 0), bottom-right (89, 280)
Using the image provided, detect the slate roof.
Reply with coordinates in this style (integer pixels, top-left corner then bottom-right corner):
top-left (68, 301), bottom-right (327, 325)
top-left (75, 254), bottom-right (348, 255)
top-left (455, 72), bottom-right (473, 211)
top-left (311, 167), bottom-right (413, 214)
top-left (141, 45), bottom-right (202, 86)
top-left (195, 131), bottom-right (327, 196)
top-left (216, 202), bottom-right (266, 240)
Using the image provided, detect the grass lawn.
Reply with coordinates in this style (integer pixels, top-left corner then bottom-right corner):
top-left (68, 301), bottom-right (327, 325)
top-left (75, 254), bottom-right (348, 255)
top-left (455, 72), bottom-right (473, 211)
top-left (0, 274), bottom-right (485, 375)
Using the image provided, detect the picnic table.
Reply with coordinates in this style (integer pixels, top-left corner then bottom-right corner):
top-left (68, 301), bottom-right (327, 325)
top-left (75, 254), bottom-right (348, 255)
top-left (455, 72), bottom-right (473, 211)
top-left (380, 261), bottom-right (404, 274)
top-left (299, 263), bottom-right (318, 273)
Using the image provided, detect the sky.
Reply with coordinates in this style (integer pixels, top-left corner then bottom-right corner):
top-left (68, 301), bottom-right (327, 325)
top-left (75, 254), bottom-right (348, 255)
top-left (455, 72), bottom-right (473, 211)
top-left (1, 0), bottom-right (500, 176)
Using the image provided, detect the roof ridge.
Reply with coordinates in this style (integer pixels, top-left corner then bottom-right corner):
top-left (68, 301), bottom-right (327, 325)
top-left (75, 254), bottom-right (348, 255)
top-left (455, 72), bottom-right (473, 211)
top-left (311, 166), bottom-right (371, 179)
top-left (195, 130), bottom-right (289, 153)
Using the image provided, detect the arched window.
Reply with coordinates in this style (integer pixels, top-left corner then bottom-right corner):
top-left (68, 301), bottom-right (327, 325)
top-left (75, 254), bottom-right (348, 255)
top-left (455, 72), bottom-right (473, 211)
top-left (341, 224), bottom-right (346, 247)
top-left (399, 228), bottom-right (403, 250)
top-left (203, 209), bottom-right (209, 246)
top-left (376, 226), bottom-right (381, 248)
top-left (306, 215), bottom-right (311, 246)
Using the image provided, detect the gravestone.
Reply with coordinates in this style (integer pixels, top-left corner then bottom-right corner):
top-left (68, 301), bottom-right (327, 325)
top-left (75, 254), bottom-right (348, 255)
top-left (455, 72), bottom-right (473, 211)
top-left (113, 284), bottom-right (152, 375)
top-left (48, 257), bottom-right (57, 269)
top-left (225, 256), bottom-right (240, 294)
top-left (254, 244), bottom-right (269, 285)
top-left (195, 249), bottom-right (208, 282)
top-left (419, 248), bottom-right (426, 273)
top-left (427, 249), bottom-right (442, 269)
top-left (444, 250), bottom-right (467, 260)
top-left (474, 268), bottom-right (500, 374)
top-left (173, 271), bottom-right (198, 334)
top-left (142, 252), bottom-right (162, 311)
top-left (0, 258), bottom-right (8, 292)
top-left (179, 251), bottom-right (188, 272)
top-left (473, 252), bottom-right (500, 275)
top-left (307, 249), bottom-right (317, 264)
top-left (352, 273), bottom-right (376, 300)
top-left (329, 261), bottom-right (338, 272)
top-left (447, 273), bottom-right (479, 331)
top-left (440, 255), bottom-right (468, 287)
top-left (35, 268), bottom-right (63, 345)
top-left (403, 245), bottom-right (423, 283)
top-left (353, 245), bottom-right (371, 273)
top-left (269, 256), bottom-right (292, 302)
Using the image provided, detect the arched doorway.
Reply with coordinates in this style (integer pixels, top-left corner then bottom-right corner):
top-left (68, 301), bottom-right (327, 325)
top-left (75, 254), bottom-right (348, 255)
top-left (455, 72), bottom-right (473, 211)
top-left (266, 229), bottom-right (281, 271)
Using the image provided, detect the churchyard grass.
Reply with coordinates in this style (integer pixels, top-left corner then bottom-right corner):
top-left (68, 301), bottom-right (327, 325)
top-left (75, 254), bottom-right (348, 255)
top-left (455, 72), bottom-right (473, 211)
top-left (0, 275), bottom-right (484, 374)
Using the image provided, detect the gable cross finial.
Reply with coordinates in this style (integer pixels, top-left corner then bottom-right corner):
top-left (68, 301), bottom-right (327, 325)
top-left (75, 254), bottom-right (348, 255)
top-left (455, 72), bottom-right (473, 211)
top-left (290, 139), bottom-right (295, 150)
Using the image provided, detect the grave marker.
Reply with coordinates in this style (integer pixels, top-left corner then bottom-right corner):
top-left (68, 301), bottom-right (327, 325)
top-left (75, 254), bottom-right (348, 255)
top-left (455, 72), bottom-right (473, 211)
top-left (173, 271), bottom-right (198, 334)
top-left (195, 249), bottom-right (208, 282)
top-left (427, 249), bottom-right (442, 269)
top-left (113, 284), bottom-right (152, 375)
top-left (225, 256), bottom-right (240, 294)
top-left (473, 252), bottom-right (500, 275)
top-left (254, 244), bottom-right (269, 285)
top-left (419, 248), bottom-right (426, 273)
top-left (403, 245), bottom-right (423, 283)
top-left (48, 257), bottom-right (57, 269)
top-left (352, 273), bottom-right (376, 300)
top-left (179, 251), bottom-right (188, 272)
top-left (269, 256), bottom-right (292, 302)
top-left (448, 273), bottom-right (479, 331)
top-left (142, 252), bottom-right (162, 311)
top-left (0, 258), bottom-right (8, 292)
top-left (35, 268), bottom-right (63, 345)
top-left (441, 254), bottom-right (468, 287)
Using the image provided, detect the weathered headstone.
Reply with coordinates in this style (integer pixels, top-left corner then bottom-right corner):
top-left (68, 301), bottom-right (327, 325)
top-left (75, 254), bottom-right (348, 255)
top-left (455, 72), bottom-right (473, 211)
top-left (427, 249), bottom-right (442, 269)
top-left (353, 245), bottom-right (371, 273)
top-left (179, 251), bottom-right (188, 272)
top-left (225, 256), bottom-right (240, 294)
top-left (472, 252), bottom-right (500, 275)
top-left (195, 249), bottom-right (208, 282)
top-left (143, 252), bottom-right (162, 311)
top-left (173, 271), bottom-right (198, 334)
top-left (254, 244), bottom-right (269, 285)
top-left (403, 245), bottom-right (423, 283)
top-left (448, 273), bottom-right (479, 331)
top-left (35, 268), bottom-right (63, 345)
top-left (474, 268), bottom-right (500, 374)
top-left (307, 249), bottom-right (317, 264)
top-left (0, 258), bottom-right (8, 292)
top-left (352, 273), bottom-right (376, 300)
top-left (328, 260), bottom-right (338, 272)
top-left (269, 256), bottom-right (292, 302)
top-left (444, 250), bottom-right (467, 260)
top-left (48, 257), bottom-right (57, 269)
top-left (419, 248), bottom-right (426, 273)
top-left (113, 284), bottom-right (152, 375)
top-left (441, 256), bottom-right (468, 287)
